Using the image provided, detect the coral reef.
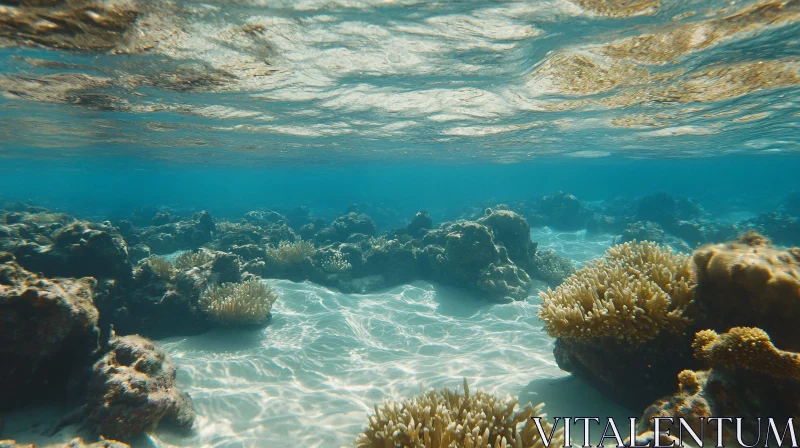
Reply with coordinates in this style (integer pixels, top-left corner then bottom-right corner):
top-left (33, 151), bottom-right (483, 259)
top-left (530, 249), bottom-right (575, 287)
top-left (638, 327), bottom-right (800, 446)
top-left (615, 221), bottom-right (665, 245)
top-left (355, 379), bottom-right (563, 448)
top-left (478, 208), bottom-right (537, 270)
top-left (539, 240), bottom-right (695, 344)
top-left (406, 211), bottom-right (433, 237)
top-left (265, 240), bottom-right (317, 268)
top-left (94, 249), bottom-right (245, 338)
top-left (86, 333), bottom-right (195, 441)
top-left (0, 256), bottom-right (101, 410)
top-left (743, 212), bottom-right (800, 246)
top-left (316, 212), bottom-right (377, 244)
top-left (132, 211), bottom-right (215, 255)
top-left (418, 217), bottom-right (534, 302)
top-left (0, 213), bottom-right (132, 281)
top-left (692, 233), bottom-right (800, 351)
top-left (199, 279), bottom-right (277, 325)
top-left (173, 249), bottom-right (212, 270)
top-left (636, 192), bottom-right (702, 226)
top-left (144, 255), bottom-right (176, 281)
top-left (528, 192), bottom-right (592, 230)
top-left (539, 240), bottom-right (697, 408)
top-left (320, 251), bottom-right (352, 274)
top-left (693, 327), bottom-right (800, 379)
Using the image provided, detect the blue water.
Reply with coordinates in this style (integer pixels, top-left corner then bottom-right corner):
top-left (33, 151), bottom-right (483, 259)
top-left (1, 0), bottom-right (799, 446)
top-left (3, 156), bottom-right (799, 222)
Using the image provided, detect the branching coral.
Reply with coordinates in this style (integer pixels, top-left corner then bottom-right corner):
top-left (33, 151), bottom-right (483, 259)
top-left (693, 327), bottom-right (800, 379)
top-left (215, 221), bottom-right (262, 234)
top-left (199, 279), bottom-right (277, 325)
top-left (145, 256), bottom-right (176, 281)
top-left (265, 240), bottom-right (316, 266)
top-left (173, 250), bottom-right (212, 270)
top-left (355, 379), bottom-right (562, 448)
top-left (321, 251), bottom-right (352, 274)
top-left (539, 240), bottom-right (695, 344)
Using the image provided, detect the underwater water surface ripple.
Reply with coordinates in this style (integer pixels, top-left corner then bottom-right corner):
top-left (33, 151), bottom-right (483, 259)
top-left (0, 0), bottom-right (798, 162)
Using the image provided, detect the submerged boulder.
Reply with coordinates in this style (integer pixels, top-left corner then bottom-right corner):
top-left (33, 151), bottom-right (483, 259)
top-left (87, 333), bottom-right (195, 441)
top-left (0, 256), bottom-right (101, 410)
top-left (136, 211), bottom-right (215, 255)
top-left (478, 208), bottom-right (536, 271)
top-left (0, 213), bottom-right (132, 281)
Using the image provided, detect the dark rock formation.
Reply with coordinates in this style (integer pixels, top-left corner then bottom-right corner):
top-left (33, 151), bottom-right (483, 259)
top-left (86, 333), bottom-right (195, 441)
top-left (95, 249), bottom-right (243, 339)
top-left (0, 213), bottom-right (132, 281)
top-left (0, 256), bottom-right (101, 411)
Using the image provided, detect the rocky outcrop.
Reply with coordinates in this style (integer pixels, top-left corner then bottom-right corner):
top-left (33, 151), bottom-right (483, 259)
top-left (0, 255), bottom-right (101, 410)
top-left (86, 333), bottom-right (195, 441)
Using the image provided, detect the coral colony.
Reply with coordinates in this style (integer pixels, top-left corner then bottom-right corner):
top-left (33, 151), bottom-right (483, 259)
top-left (1, 191), bottom-right (799, 447)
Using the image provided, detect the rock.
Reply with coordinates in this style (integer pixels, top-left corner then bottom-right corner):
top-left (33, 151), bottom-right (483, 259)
top-left (137, 211), bottom-right (215, 255)
top-left (537, 192), bottom-right (588, 230)
top-left (86, 334), bottom-right (195, 441)
top-left (243, 210), bottom-right (286, 227)
top-left (531, 249), bottom-right (575, 287)
top-left (478, 262), bottom-right (532, 302)
top-left (636, 192), bottom-right (702, 228)
top-left (321, 212), bottom-right (377, 243)
top-left (285, 206), bottom-right (311, 230)
top-left (615, 221), bottom-right (665, 245)
top-left (0, 258), bottom-right (101, 411)
top-left (477, 209), bottom-right (536, 270)
top-left (151, 211), bottom-right (172, 226)
top-left (406, 211), bottom-right (432, 237)
top-left (129, 243), bottom-right (150, 264)
top-left (743, 212), bottom-right (800, 246)
top-left (0, 217), bottom-right (132, 281)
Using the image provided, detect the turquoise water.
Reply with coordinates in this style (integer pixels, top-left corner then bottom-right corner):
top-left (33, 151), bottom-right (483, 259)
top-left (1, 0), bottom-right (799, 447)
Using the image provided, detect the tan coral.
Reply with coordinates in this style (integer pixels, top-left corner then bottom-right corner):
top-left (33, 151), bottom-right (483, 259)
top-left (694, 233), bottom-right (800, 300)
top-left (692, 232), bottom-right (800, 350)
top-left (355, 378), bottom-right (563, 448)
top-left (199, 279), bottom-right (277, 325)
top-left (538, 240), bottom-right (695, 344)
top-left (693, 327), bottom-right (800, 379)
